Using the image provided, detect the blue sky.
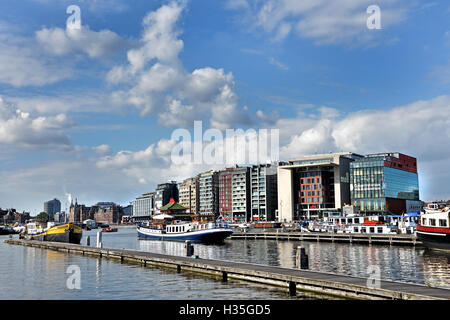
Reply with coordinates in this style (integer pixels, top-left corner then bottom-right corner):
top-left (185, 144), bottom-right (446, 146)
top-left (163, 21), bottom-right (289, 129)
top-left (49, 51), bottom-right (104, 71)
top-left (0, 0), bottom-right (449, 213)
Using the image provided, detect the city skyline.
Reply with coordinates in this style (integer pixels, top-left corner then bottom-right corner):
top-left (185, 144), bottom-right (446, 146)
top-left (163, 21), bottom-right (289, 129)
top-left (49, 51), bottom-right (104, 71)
top-left (0, 0), bottom-right (449, 212)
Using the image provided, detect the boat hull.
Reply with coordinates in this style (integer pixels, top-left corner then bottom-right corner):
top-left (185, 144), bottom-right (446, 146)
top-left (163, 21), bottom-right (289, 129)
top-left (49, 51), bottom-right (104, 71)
top-left (137, 226), bottom-right (233, 244)
top-left (416, 226), bottom-right (450, 252)
top-left (23, 224), bottom-right (82, 244)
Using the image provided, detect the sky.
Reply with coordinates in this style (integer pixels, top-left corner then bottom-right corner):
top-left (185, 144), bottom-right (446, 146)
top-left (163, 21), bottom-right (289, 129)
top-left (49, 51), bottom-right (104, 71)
top-left (0, 0), bottom-right (449, 214)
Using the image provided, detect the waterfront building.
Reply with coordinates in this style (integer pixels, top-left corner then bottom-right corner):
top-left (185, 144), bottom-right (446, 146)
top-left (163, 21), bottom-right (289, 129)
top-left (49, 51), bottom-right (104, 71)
top-left (44, 198), bottom-right (61, 220)
top-left (250, 162), bottom-right (286, 222)
top-left (218, 167), bottom-right (236, 221)
top-left (178, 177), bottom-right (199, 214)
top-left (350, 152), bottom-right (421, 215)
top-left (69, 200), bottom-right (90, 223)
top-left (132, 192), bottom-right (155, 222)
top-left (231, 166), bottom-right (251, 222)
top-left (155, 182), bottom-right (179, 214)
top-left (199, 170), bottom-right (219, 216)
top-left (92, 202), bottom-right (122, 225)
top-left (278, 152), bottom-right (364, 222)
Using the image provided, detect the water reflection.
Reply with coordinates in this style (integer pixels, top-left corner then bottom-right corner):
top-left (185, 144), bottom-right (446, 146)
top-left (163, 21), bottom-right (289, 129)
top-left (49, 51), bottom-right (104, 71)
top-left (119, 228), bottom-right (450, 289)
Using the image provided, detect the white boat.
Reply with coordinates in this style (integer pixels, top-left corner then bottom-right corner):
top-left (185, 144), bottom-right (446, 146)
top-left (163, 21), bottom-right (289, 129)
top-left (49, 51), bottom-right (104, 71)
top-left (137, 220), bottom-right (233, 243)
top-left (416, 205), bottom-right (450, 252)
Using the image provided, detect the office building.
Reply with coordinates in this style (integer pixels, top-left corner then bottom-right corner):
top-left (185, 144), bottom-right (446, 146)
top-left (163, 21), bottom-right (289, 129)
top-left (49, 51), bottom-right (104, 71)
top-left (154, 182), bottom-right (179, 213)
top-left (350, 152), bottom-right (420, 215)
top-left (278, 152), bottom-right (364, 222)
top-left (218, 167), bottom-right (236, 221)
top-left (133, 192), bottom-right (155, 221)
top-left (231, 166), bottom-right (251, 222)
top-left (44, 198), bottom-right (61, 220)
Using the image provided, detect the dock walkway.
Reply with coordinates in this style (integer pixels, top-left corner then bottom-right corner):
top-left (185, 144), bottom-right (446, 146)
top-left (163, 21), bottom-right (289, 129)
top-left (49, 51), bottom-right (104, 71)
top-left (4, 239), bottom-right (448, 300)
top-left (230, 231), bottom-right (422, 246)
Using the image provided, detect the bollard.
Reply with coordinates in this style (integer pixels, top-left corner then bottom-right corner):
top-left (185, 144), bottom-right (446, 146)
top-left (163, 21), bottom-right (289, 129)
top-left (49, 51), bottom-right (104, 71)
top-left (296, 246), bottom-right (309, 270)
top-left (185, 240), bottom-right (194, 257)
top-left (97, 231), bottom-right (102, 248)
top-left (86, 236), bottom-right (90, 246)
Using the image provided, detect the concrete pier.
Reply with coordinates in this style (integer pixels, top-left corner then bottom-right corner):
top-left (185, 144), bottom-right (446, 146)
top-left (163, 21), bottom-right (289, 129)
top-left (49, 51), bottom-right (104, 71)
top-left (230, 232), bottom-right (423, 246)
top-left (4, 239), bottom-right (448, 300)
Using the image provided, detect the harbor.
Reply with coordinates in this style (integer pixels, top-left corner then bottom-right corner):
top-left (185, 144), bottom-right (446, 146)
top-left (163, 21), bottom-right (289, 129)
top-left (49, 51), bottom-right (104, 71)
top-left (4, 238), bottom-right (449, 300)
top-left (1, 227), bottom-right (449, 300)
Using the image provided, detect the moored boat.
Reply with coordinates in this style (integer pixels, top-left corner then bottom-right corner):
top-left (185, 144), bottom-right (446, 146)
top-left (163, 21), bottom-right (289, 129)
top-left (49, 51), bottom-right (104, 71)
top-left (137, 214), bottom-right (232, 244)
top-left (20, 222), bottom-right (82, 244)
top-left (101, 227), bottom-right (118, 232)
top-left (416, 206), bottom-right (450, 252)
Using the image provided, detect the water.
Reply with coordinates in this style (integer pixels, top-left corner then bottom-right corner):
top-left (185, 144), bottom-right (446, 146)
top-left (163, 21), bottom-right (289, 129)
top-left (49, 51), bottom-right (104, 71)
top-left (1, 228), bottom-right (449, 299)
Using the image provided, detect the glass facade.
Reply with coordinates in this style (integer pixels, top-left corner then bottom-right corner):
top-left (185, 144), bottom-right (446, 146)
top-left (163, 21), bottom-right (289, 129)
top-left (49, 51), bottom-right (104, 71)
top-left (350, 155), bottom-right (419, 213)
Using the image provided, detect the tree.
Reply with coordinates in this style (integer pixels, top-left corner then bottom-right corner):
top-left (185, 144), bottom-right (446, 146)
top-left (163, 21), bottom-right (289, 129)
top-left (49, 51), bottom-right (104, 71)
top-left (36, 212), bottom-right (49, 223)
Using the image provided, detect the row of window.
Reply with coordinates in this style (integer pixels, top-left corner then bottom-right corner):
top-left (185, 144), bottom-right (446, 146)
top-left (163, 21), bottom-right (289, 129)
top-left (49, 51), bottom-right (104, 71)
top-left (422, 218), bottom-right (448, 227)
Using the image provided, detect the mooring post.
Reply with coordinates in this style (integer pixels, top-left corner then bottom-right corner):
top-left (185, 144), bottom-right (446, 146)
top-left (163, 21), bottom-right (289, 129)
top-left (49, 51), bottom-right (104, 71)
top-left (97, 231), bottom-right (103, 248)
top-left (185, 240), bottom-right (194, 257)
top-left (296, 246), bottom-right (309, 270)
top-left (289, 281), bottom-right (296, 296)
top-left (86, 236), bottom-right (90, 246)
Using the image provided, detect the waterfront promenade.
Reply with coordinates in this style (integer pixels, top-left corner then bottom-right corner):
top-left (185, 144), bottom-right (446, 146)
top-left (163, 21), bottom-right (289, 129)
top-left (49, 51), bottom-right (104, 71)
top-left (5, 238), bottom-right (449, 300)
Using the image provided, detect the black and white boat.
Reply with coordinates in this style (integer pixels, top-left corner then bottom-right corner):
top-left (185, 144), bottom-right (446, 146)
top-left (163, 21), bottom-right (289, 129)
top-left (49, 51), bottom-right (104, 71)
top-left (416, 205), bottom-right (450, 252)
top-left (137, 214), bottom-right (233, 244)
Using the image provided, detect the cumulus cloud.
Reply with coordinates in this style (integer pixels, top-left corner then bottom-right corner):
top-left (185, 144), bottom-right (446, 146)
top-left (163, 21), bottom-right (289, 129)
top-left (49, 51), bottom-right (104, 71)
top-left (0, 26), bottom-right (73, 87)
top-left (36, 25), bottom-right (130, 58)
top-left (0, 96), bottom-right (74, 149)
top-left (107, 0), bottom-right (251, 129)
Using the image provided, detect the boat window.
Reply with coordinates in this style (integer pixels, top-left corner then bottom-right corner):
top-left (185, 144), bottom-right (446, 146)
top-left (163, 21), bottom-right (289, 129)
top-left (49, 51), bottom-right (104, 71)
top-left (377, 227), bottom-right (383, 233)
top-left (353, 227), bottom-right (358, 232)
top-left (348, 218), bottom-right (353, 224)
top-left (439, 219), bottom-right (447, 227)
top-left (369, 227), bottom-right (375, 233)
top-left (429, 219), bottom-right (436, 226)
top-left (422, 218), bottom-right (426, 225)
top-left (361, 227), bottom-right (366, 233)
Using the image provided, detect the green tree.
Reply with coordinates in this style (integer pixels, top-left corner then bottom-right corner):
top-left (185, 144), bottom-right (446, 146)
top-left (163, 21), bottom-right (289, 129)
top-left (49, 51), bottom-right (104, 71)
top-left (36, 212), bottom-right (49, 222)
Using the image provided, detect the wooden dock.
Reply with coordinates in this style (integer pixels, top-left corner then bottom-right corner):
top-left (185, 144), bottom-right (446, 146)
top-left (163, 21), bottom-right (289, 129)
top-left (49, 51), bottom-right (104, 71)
top-left (4, 239), bottom-right (448, 300)
top-left (230, 231), bottom-right (423, 246)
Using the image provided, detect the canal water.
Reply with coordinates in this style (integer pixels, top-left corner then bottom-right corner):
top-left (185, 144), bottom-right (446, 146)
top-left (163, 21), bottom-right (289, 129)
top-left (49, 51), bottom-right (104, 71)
top-left (1, 227), bottom-right (449, 299)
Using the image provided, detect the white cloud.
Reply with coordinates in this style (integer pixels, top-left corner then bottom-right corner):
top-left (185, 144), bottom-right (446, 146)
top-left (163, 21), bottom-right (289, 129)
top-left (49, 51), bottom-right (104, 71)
top-left (107, 0), bottom-right (251, 129)
top-left (227, 0), bottom-right (409, 45)
top-left (0, 28), bottom-right (73, 87)
top-left (0, 96), bottom-right (74, 149)
top-left (36, 25), bottom-right (129, 58)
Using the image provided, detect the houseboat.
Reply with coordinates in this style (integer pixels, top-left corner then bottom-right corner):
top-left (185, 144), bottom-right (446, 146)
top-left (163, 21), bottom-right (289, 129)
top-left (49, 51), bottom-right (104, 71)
top-left (137, 198), bottom-right (233, 243)
top-left (315, 215), bottom-right (398, 234)
top-left (20, 221), bottom-right (82, 244)
top-left (416, 206), bottom-right (450, 252)
top-left (137, 220), bottom-right (233, 243)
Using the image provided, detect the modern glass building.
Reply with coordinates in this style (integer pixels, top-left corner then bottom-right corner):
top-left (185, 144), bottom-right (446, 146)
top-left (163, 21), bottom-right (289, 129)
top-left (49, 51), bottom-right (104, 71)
top-left (350, 153), bottom-right (420, 215)
top-left (44, 198), bottom-right (61, 220)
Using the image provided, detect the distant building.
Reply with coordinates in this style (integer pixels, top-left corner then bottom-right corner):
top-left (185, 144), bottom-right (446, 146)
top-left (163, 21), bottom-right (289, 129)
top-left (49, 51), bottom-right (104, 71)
top-left (92, 202), bottom-right (122, 225)
top-left (278, 152), bottom-right (364, 222)
top-left (178, 177), bottom-right (199, 214)
top-left (199, 170), bottom-right (219, 216)
top-left (231, 166), bottom-right (251, 223)
top-left (218, 167), bottom-right (236, 221)
top-left (155, 182), bottom-right (179, 214)
top-left (250, 162), bottom-right (286, 222)
top-left (133, 192), bottom-right (155, 222)
top-left (350, 152), bottom-right (421, 215)
top-left (69, 200), bottom-right (91, 223)
top-left (44, 199), bottom-right (61, 220)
